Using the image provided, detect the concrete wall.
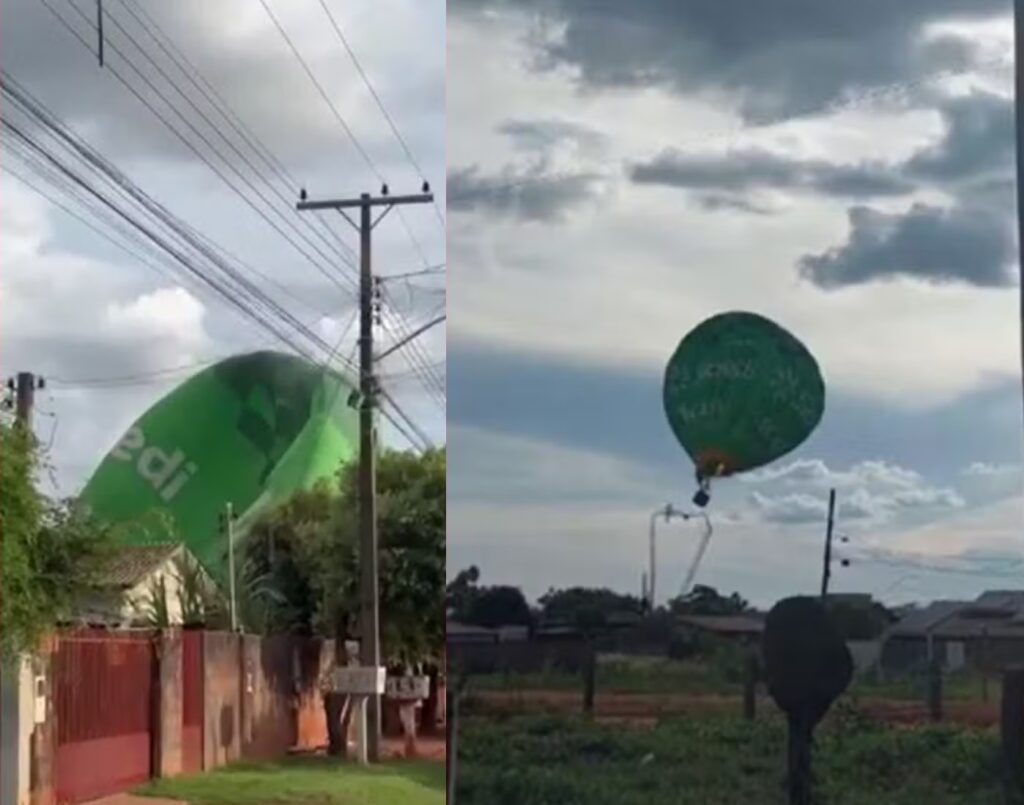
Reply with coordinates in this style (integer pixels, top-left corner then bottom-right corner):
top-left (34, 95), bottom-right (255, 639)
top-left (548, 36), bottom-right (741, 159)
top-left (7, 630), bottom-right (335, 797)
top-left (240, 635), bottom-right (296, 760)
top-left (203, 632), bottom-right (242, 770)
top-left (1, 655), bottom-right (37, 805)
top-left (157, 630), bottom-right (183, 777)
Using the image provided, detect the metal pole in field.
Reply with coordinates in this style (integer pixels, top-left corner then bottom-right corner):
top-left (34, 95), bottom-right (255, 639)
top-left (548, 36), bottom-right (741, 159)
top-left (1016, 0), bottom-right (1024, 453)
top-left (298, 186), bottom-right (433, 762)
top-left (820, 489), bottom-right (836, 600)
top-left (226, 501), bottom-right (237, 632)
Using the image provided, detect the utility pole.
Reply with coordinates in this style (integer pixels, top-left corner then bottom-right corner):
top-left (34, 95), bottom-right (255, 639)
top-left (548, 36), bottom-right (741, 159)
top-left (297, 185), bottom-right (433, 763)
top-left (226, 502), bottom-right (237, 632)
top-left (1016, 0), bottom-right (1024, 450)
top-left (14, 372), bottom-right (37, 430)
top-left (820, 488), bottom-right (837, 601)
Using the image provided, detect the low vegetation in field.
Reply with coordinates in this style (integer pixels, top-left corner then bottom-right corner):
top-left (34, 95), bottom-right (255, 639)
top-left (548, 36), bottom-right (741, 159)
top-left (137, 756), bottom-right (444, 805)
top-left (467, 652), bottom-right (1001, 707)
top-left (456, 712), bottom-right (1005, 804)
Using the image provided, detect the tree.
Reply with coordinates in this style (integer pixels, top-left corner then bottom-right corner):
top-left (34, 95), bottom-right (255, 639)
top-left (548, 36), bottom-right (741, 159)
top-left (826, 600), bottom-right (893, 641)
top-left (446, 565), bottom-right (480, 616)
top-left (462, 586), bottom-right (532, 629)
top-left (0, 423), bottom-right (116, 661)
top-left (669, 585), bottom-right (750, 616)
top-left (539, 586), bottom-right (643, 630)
top-left (241, 447), bottom-right (446, 667)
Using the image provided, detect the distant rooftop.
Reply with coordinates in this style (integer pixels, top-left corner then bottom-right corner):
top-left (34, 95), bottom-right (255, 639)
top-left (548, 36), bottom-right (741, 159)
top-left (95, 543), bottom-right (182, 589)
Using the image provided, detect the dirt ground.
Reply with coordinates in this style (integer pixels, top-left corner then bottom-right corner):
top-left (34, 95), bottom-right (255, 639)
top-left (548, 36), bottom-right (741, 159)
top-left (382, 733), bottom-right (447, 761)
top-left (465, 689), bottom-right (1002, 729)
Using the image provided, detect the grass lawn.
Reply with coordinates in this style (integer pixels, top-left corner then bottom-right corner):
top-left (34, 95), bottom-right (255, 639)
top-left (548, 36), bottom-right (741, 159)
top-left (137, 756), bottom-right (444, 805)
top-left (456, 712), bottom-right (1008, 804)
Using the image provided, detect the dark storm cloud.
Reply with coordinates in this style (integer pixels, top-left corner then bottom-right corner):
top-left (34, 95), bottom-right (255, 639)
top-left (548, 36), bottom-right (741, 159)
top-left (447, 163), bottom-right (600, 221)
top-left (907, 91), bottom-right (1015, 182)
top-left (799, 203), bottom-right (1015, 288)
top-left (451, 0), bottom-right (1006, 122)
top-left (0, 0), bottom-right (443, 180)
top-left (631, 148), bottom-right (913, 200)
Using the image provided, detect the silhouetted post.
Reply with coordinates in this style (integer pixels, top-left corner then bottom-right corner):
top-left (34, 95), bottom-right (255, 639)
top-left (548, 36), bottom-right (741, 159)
top-left (743, 651), bottom-right (758, 720)
top-left (582, 642), bottom-right (597, 716)
top-left (1002, 667), bottom-right (1024, 800)
top-left (928, 657), bottom-right (943, 722)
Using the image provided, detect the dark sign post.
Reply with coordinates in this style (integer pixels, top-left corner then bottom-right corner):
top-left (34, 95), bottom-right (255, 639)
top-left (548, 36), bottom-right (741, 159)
top-left (763, 597), bottom-right (853, 805)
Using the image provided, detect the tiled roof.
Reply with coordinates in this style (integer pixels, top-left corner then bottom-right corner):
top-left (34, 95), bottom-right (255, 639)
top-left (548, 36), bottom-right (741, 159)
top-left (677, 614), bottom-right (764, 634)
top-left (95, 543), bottom-right (182, 588)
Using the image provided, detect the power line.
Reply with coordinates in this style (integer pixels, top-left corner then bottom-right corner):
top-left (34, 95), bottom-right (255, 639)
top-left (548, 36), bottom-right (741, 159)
top-left (315, 0), bottom-right (444, 229)
top-left (256, 0), bottom-right (442, 292)
top-left (116, 0), bottom-right (357, 267)
top-left (256, 0), bottom-right (380, 183)
top-left (38, 0), bottom-right (359, 299)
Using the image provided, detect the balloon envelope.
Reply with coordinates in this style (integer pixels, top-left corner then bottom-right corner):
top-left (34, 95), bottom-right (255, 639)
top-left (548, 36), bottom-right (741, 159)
top-left (663, 312), bottom-right (824, 478)
top-left (79, 351), bottom-right (359, 581)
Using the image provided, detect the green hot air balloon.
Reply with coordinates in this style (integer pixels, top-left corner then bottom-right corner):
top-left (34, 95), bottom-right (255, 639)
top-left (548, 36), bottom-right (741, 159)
top-left (663, 311), bottom-right (824, 494)
top-left (79, 351), bottom-right (360, 581)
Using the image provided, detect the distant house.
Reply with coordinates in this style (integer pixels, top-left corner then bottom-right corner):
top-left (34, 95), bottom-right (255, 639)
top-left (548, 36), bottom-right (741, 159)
top-left (881, 591), bottom-right (1024, 673)
top-left (446, 620), bottom-right (500, 645)
top-left (676, 614), bottom-right (765, 644)
top-left (73, 542), bottom-right (220, 628)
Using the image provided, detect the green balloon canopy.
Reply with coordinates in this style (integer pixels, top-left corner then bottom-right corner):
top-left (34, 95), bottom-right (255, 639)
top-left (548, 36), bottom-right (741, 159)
top-left (663, 312), bottom-right (825, 482)
top-left (79, 351), bottom-right (360, 582)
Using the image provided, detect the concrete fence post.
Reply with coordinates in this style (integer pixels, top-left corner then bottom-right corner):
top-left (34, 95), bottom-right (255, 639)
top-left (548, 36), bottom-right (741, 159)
top-left (1001, 667), bottom-right (1024, 801)
top-left (156, 629), bottom-right (183, 778)
top-left (927, 658), bottom-right (943, 723)
top-left (582, 643), bottom-right (596, 717)
top-left (743, 652), bottom-right (758, 721)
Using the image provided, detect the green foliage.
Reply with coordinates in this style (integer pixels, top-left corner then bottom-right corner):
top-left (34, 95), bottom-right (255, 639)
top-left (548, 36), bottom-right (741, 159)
top-left (1, 422), bottom-right (117, 660)
top-left (1, 423), bottom-right (44, 660)
top-left (241, 447), bottom-right (445, 666)
top-left (826, 600), bottom-right (894, 641)
top-left (139, 755), bottom-right (443, 804)
top-left (174, 554), bottom-right (210, 628)
top-left (538, 587), bottom-right (642, 633)
top-left (457, 714), bottom-right (1002, 804)
top-left (668, 584), bottom-right (750, 616)
top-left (140, 573), bottom-right (171, 628)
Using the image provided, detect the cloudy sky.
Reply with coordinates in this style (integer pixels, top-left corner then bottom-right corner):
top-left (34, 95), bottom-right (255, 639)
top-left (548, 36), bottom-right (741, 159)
top-left (0, 0), bottom-right (445, 492)
top-left (447, 0), bottom-right (1024, 608)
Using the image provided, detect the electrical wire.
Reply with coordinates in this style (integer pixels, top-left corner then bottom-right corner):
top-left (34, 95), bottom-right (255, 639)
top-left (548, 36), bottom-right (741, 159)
top-left (315, 0), bottom-right (445, 229)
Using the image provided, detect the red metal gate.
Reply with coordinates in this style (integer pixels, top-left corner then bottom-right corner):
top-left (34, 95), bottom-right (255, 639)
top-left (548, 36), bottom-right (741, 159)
top-left (54, 631), bottom-right (155, 804)
top-left (181, 630), bottom-right (204, 773)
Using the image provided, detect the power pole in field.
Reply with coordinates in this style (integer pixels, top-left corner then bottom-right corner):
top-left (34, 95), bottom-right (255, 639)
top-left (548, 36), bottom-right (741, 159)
top-left (820, 488), bottom-right (837, 601)
top-left (297, 185), bottom-right (433, 762)
top-left (13, 372), bottom-right (40, 430)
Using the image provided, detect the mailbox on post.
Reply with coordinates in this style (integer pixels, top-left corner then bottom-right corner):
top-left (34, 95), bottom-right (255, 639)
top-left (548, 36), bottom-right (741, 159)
top-left (386, 675), bottom-right (430, 701)
top-left (333, 666), bottom-right (387, 764)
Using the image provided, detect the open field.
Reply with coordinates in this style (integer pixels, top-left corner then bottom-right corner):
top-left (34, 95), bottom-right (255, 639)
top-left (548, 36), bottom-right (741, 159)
top-left (463, 655), bottom-right (1004, 728)
top-left (464, 689), bottom-right (1003, 729)
top-left (137, 756), bottom-right (445, 805)
top-left (455, 713), bottom-right (1007, 804)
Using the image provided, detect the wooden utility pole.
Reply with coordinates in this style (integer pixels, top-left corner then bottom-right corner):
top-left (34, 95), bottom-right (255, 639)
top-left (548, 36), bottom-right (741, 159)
top-left (297, 186), bottom-right (433, 762)
top-left (820, 488), bottom-right (836, 600)
top-left (14, 372), bottom-right (37, 430)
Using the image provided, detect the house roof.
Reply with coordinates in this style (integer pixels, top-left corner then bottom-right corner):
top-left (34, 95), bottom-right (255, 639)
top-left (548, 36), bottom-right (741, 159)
top-left (888, 591), bottom-right (1024, 640)
top-left (95, 543), bottom-right (182, 588)
top-left (677, 614), bottom-right (765, 635)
